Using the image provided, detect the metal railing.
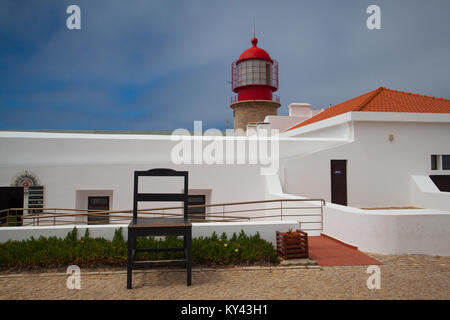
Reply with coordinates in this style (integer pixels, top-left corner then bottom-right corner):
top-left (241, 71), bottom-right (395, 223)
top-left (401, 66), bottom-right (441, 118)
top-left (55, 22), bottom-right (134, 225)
top-left (0, 198), bottom-right (324, 233)
top-left (230, 94), bottom-right (280, 104)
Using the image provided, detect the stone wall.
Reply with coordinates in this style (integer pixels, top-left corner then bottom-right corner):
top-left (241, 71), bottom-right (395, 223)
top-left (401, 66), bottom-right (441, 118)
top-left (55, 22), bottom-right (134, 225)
top-left (230, 100), bottom-right (281, 131)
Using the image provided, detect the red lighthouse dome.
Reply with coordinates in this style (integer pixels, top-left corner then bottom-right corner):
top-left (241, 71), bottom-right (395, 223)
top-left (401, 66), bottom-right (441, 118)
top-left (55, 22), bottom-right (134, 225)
top-left (237, 38), bottom-right (272, 63)
top-left (231, 37), bottom-right (279, 102)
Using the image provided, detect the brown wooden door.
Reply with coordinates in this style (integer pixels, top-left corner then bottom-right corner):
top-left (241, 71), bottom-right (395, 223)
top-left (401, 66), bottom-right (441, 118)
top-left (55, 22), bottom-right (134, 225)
top-left (330, 160), bottom-right (347, 206)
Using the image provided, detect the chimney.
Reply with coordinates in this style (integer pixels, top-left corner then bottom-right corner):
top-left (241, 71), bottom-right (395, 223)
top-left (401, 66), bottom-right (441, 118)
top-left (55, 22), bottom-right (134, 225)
top-left (288, 103), bottom-right (312, 117)
top-left (256, 122), bottom-right (271, 136)
top-left (246, 122), bottom-right (258, 136)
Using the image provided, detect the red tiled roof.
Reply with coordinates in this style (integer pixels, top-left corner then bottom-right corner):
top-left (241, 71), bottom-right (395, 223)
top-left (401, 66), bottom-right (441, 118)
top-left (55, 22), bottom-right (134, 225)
top-left (286, 87), bottom-right (450, 131)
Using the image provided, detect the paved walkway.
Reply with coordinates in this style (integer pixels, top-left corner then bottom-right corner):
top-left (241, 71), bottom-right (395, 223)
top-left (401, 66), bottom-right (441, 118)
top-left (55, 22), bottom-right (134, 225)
top-left (308, 235), bottom-right (382, 266)
top-left (0, 254), bottom-right (448, 300)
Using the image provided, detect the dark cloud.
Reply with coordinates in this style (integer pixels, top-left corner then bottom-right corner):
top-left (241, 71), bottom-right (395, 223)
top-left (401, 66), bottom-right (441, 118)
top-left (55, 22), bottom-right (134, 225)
top-left (1, 0), bottom-right (449, 130)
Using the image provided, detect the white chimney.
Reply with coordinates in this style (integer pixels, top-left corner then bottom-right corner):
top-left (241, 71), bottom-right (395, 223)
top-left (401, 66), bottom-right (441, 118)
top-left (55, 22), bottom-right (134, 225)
top-left (256, 122), bottom-right (271, 136)
top-left (288, 103), bottom-right (312, 117)
top-left (246, 122), bottom-right (258, 136)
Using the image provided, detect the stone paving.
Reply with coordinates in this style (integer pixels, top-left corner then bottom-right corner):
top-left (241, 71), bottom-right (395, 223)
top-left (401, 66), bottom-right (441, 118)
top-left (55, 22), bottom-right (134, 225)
top-left (0, 254), bottom-right (449, 300)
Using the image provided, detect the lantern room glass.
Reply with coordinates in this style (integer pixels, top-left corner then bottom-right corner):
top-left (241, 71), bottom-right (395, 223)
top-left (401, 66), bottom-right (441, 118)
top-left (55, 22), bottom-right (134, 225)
top-left (237, 59), bottom-right (273, 87)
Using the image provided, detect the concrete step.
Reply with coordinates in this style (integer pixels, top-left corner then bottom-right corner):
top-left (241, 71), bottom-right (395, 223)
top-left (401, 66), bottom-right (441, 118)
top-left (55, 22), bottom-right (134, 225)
top-left (279, 258), bottom-right (318, 266)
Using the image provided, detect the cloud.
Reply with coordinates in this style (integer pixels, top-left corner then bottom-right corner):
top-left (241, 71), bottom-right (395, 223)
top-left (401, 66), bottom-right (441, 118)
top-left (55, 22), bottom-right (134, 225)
top-left (1, 0), bottom-right (450, 130)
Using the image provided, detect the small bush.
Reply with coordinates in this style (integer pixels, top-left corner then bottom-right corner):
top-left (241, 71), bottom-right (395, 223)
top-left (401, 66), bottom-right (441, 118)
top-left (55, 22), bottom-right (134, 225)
top-left (0, 228), bottom-right (279, 270)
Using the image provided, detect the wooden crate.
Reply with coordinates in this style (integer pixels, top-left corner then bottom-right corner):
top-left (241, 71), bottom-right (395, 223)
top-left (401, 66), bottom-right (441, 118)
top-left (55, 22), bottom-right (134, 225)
top-left (276, 229), bottom-right (309, 259)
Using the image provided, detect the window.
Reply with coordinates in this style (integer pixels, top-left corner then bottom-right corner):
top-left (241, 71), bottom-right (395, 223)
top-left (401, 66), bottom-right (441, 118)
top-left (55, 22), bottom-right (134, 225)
top-left (188, 195), bottom-right (205, 220)
top-left (237, 59), bottom-right (273, 86)
top-left (431, 155), bottom-right (450, 170)
top-left (443, 155), bottom-right (450, 170)
top-left (87, 196), bottom-right (109, 225)
top-left (431, 155), bottom-right (438, 170)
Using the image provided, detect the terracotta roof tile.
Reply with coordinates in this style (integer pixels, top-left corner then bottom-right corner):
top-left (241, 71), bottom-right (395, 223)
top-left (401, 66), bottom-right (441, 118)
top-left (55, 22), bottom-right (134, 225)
top-left (286, 87), bottom-right (450, 131)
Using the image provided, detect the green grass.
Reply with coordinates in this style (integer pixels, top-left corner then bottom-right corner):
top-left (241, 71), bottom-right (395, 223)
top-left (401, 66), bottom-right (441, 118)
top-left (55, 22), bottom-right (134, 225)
top-left (0, 227), bottom-right (279, 270)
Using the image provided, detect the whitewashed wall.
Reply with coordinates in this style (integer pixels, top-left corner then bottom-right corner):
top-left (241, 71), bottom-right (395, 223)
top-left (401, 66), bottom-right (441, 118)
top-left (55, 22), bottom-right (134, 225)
top-left (411, 175), bottom-right (450, 212)
top-left (0, 221), bottom-right (300, 246)
top-left (322, 204), bottom-right (450, 255)
top-left (266, 175), bottom-right (450, 256)
top-left (1, 113), bottom-right (450, 256)
top-left (283, 119), bottom-right (450, 208)
top-left (0, 163), bottom-right (267, 215)
top-left (0, 131), bottom-right (347, 221)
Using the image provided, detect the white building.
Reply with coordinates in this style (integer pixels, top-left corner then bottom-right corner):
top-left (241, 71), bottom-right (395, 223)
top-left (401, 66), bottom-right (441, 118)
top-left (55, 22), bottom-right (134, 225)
top-left (1, 86), bottom-right (449, 255)
top-left (281, 87), bottom-right (450, 210)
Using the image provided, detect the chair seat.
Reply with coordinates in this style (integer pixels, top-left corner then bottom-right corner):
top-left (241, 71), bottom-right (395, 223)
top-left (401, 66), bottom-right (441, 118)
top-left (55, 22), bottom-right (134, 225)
top-left (129, 217), bottom-right (191, 229)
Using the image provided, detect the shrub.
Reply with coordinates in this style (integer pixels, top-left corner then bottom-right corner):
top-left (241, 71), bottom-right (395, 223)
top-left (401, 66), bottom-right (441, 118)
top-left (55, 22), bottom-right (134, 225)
top-left (0, 227), bottom-right (279, 269)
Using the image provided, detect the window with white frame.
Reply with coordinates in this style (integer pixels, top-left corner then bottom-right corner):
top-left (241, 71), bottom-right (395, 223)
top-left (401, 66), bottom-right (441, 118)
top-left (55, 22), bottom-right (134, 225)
top-left (431, 155), bottom-right (450, 170)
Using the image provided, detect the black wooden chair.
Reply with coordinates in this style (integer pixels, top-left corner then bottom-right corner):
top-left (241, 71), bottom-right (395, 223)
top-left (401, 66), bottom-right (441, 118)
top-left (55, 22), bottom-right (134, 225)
top-left (127, 168), bottom-right (192, 289)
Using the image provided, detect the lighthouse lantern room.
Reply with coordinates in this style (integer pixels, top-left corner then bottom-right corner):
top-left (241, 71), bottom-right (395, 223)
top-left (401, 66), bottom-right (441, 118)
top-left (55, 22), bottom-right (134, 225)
top-left (230, 37), bottom-right (281, 131)
top-left (231, 37), bottom-right (279, 102)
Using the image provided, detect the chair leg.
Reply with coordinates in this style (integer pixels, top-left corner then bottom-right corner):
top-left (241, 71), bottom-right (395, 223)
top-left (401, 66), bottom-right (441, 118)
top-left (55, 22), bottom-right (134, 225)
top-left (186, 229), bottom-right (192, 286)
top-left (127, 231), bottom-right (134, 289)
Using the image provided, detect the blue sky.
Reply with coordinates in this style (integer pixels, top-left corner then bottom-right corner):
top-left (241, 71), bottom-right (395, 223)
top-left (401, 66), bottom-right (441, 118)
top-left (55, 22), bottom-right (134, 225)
top-left (1, 0), bottom-right (449, 131)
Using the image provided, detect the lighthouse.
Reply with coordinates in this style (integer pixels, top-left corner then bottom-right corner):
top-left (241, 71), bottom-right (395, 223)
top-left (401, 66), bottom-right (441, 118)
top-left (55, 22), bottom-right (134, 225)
top-left (230, 37), bottom-right (280, 131)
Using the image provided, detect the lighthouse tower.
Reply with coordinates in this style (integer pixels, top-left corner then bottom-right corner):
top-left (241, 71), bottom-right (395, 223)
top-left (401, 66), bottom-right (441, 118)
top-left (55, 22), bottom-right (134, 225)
top-left (230, 37), bottom-right (280, 131)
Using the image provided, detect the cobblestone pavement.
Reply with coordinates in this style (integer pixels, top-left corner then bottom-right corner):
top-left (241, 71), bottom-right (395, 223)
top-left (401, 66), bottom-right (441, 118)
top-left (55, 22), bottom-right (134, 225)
top-left (0, 254), bottom-right (449, 300)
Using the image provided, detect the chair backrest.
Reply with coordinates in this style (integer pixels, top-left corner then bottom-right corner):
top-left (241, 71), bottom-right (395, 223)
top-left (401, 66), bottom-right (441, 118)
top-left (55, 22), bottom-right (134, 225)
top-left (133, 168), bottom-right (189, 222)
